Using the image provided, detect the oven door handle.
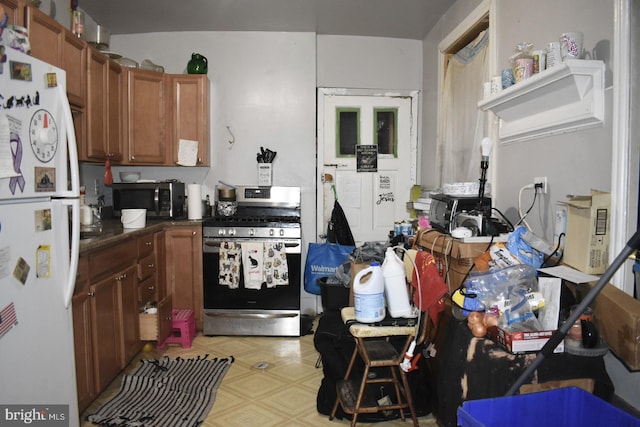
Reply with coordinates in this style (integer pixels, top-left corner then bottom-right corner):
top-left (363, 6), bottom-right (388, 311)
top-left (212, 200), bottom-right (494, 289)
top-left (203, 240), bottom-right (301, 253)
top-left (205, 311), bottom-right (299, 320)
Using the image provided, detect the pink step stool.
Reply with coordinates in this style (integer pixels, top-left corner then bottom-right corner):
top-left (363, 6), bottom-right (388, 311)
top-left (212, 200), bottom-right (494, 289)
top-left (158, 309), bottom-right (197, 349)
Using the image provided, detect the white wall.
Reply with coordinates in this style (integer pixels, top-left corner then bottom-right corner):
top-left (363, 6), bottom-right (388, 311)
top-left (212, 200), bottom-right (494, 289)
top-left (317, 35), bottom-right (423, 89)
top-left (421, 0), bottom-right (613, 243)
top-left (422, 0), bottom-right (639, 411)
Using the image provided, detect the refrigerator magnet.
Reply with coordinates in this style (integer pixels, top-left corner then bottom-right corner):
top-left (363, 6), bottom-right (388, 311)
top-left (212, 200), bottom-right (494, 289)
top-left (0, 302), bottom-right (19, 340)
top-left (34, 167), bottom-right (55, 192)
top-left (9, 60), bottom-right (31, 81)
top-left (34, 208), bottom-right (52, 232)
top-left (12, 256), bottom-right (29, 285)
top-left (36, 245), bottom-right (50, 278)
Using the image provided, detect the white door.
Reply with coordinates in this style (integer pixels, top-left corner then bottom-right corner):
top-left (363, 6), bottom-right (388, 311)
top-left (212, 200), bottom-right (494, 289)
top-left (317, 89), bottom-right (417, 245)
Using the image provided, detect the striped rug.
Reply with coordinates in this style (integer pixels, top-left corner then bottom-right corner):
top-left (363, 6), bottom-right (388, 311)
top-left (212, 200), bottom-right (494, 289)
top-left (88, 355), bottom-right (234, 427)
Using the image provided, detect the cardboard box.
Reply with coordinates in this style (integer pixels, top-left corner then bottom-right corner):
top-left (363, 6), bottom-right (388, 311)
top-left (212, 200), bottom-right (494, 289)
top-left (487, 327), bottom-right (565, 354)
top-left (562, 190), bottom-right (610, 274)
top-left (486, 277), bottom-right (564, 354)
top-left (417, 230), bottom-right (489, 292)
top-left (574, 281), bottom-right (640, 370)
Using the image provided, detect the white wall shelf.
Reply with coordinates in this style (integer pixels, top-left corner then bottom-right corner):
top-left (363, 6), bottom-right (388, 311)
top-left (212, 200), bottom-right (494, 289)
top-left (478, 59), bottom-right (606, 144)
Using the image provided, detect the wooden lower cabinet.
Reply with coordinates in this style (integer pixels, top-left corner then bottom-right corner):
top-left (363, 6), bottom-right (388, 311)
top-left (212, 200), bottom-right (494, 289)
top-left (90, 271), bottom-right (123, 392)
top-left (73, 238), bottom-right (141, 413)
top-left (118, 264), bottom-right (141, 367)
top-left (72, 257), bottom-right (95, 414)
top-left (165, 224), bottom-right (203, 330)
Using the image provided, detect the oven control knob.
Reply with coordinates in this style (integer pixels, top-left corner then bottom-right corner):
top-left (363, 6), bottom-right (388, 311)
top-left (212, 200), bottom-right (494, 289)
top-left (228, 228), bottom-right (236, 236)
top-left (248, 228), bottom-right (256, 236)
top-left (269, 229), bottom-right (275, 236)
top-left (217, 229), bottom-right (225, 236)
top-left (279, 229), bottom-right (285, 236)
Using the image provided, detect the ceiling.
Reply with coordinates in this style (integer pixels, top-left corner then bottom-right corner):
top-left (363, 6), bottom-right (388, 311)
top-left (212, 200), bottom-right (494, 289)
top-left (79, 0), bottom-right (453, 40)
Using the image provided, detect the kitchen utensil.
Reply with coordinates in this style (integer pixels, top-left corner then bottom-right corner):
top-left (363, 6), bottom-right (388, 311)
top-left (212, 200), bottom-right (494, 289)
top-left (140, 59), bottom-right (164, 72)
top-left (117, 57), bottom-right (139, 68)
top-left (216, 201), bottom-right (237, 216)
top-left (119, 171), bottom-right (141, 183)
top-left (87, 24), bottom-right (110, 49)
top-left (187, 53), bottom-right (208, 74)
top-left (218, 186), bottom-right (236, 201)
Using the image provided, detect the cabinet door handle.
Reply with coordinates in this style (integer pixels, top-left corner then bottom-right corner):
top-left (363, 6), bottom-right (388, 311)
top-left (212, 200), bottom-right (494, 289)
top-left (192, 231), bottom-right (197, 236)
top-left (147, 285), bottom-right (155, 291)
top-left (145, 241), bottom-right (152, 246)
top-left (88, 291), bottom-right (95, 297)
top-left (147, 263), bottom-right (154, 268)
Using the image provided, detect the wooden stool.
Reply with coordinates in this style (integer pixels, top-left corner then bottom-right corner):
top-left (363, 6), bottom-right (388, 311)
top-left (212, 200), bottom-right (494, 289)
top-left (330, 307), bottom-right (423, 426)
top-left (158, 309), bottom-right (197, 349)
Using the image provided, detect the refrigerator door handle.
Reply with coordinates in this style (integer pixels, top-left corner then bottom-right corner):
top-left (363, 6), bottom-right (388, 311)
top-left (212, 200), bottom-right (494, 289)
top-left (63, 198), bottom-right (80, 308)
top-left (56, 84), bottom-right (80, 199)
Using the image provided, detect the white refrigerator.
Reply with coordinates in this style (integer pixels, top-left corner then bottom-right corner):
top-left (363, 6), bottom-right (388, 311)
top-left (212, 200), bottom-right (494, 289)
top-left (0, 47), bottom-right (81, 425)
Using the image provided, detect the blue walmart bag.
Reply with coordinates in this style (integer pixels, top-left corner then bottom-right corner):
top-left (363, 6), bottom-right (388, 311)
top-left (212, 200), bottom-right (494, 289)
top-left (304, 242), bottom-right (355, 295)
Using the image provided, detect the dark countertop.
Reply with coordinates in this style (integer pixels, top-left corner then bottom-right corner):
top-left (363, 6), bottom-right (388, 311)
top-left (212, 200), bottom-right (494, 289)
top-left (79, 218), bottom-right (203, 254)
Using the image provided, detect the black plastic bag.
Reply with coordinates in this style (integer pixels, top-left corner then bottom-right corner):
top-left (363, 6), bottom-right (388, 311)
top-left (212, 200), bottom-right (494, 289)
top-left (326, 200), bottom-right (355, 246)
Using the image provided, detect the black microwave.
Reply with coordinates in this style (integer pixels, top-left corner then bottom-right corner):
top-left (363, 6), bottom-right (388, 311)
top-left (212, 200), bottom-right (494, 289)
top-left (112, 182), bottom-right (186, 219)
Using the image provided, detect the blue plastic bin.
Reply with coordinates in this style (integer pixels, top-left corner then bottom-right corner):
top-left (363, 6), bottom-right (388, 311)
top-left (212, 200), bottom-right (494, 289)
top-left (457, 387), bottom-right (640, 427)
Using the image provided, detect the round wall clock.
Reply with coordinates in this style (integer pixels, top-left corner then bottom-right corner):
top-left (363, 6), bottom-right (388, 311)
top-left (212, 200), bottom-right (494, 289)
top-left (29, 109), bottom-right (59, 163)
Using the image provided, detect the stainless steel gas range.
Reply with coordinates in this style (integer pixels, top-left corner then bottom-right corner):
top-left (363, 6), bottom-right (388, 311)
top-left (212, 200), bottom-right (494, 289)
top-left (202, 186), bottom-right (302, 336)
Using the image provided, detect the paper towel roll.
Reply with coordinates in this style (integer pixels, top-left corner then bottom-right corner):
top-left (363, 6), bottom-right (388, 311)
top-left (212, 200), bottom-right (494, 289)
top-left (187, 184), bottom-right (202, 220)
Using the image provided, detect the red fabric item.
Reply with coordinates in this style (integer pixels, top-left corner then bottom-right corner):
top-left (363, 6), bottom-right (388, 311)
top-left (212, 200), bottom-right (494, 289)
top-left (411, 250), bottom-right (449, 327)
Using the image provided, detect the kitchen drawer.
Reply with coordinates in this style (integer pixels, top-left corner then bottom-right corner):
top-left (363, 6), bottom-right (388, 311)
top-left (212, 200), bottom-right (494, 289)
top-left (139, 312), bottom-right (158, 341)
top-left (138, 276), bottom-right (157, 304)
top-left (137, 233), bottom-right (154, 258)
top-left (138, 253), bottom-right (156, 281)
top-left (88, 239), bottom-right (136, 279)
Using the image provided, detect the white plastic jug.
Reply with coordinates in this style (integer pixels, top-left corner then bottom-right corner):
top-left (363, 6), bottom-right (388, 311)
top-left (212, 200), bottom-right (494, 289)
top-left (353, 262), bottom-right (386, 323)
top-left (382, 247), bottom-right (414, 318)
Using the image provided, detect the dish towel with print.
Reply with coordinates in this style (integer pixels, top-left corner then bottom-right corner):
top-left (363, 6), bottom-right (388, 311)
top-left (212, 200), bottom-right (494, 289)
top-left (219, 242), bottom-right (241, 289)
top-left (241, 242), bottom-right (264, 289)
top-left (263, 242), bottom-right (289, 287)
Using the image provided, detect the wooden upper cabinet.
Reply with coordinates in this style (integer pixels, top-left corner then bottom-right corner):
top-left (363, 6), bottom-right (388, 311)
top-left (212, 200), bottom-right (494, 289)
top-left (26, 5), bottom-right (86, 107)
top-left (0, 0), bottom-right (26, 27)
top-left (26, 5), bottom-right (62, 67)
top-left (62, 30), bottom-right (87, 107)
top-left (107, 60), bottom-right (124, 161)
top-left (82, 46), bottom-right (123, 162)
top-left (169, 74), bottom-right (210, 166)
top-left (85, 46), bottom-right (109, 160)
top-left (123, 68), bottom-right (167, 164)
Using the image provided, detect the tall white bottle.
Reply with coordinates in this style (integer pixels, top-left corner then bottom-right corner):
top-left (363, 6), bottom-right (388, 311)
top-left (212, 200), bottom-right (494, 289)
top-left (382, 247), bottom-right (414, 318)
top-left (353, 262), bottom-right (386, 323)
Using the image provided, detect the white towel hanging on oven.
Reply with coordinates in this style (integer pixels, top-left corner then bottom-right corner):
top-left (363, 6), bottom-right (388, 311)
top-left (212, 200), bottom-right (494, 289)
top-left (219, 242), bottom-right (241, 288)
top-left (263, 242), bottom-right (289, 287)
top-left (241, 242), bottom-right (264, 289)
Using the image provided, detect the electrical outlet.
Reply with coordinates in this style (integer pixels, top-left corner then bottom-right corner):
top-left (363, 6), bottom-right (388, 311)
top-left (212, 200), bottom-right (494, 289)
top-left (534, 176), bottom-right (548, 194)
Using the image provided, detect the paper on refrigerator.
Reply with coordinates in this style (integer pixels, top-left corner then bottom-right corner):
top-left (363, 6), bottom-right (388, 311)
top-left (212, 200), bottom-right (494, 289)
top-left (0, 115), bottom-right (22, 178)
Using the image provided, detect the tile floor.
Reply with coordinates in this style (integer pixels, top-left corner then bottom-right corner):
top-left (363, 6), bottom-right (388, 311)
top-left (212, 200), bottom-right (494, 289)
top-left (80, 326), bottom-right (439, 427)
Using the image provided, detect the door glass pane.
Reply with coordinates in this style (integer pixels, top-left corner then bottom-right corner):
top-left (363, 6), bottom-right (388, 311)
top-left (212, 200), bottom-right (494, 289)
top-left (375, 109), bottom-right (397, 156)
top-left (336, 108), bottom-right (359, 156)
